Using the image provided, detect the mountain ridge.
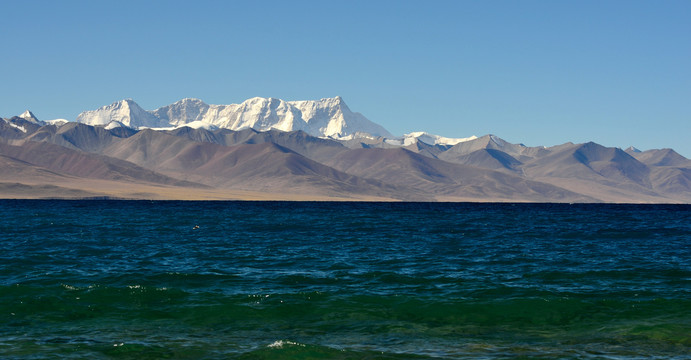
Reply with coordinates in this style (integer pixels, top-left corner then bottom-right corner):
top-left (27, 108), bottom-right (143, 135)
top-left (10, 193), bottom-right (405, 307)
top-left (2, 99), bottom-right (690, 202)
top-left (9, 96), bottom-right (685, 156)
top-left (75, 96), bottom-right (394, 139)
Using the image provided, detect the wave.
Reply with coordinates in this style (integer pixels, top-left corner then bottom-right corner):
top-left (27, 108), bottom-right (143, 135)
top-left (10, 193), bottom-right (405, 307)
top-left (1, 283), bottom-right (688, 358)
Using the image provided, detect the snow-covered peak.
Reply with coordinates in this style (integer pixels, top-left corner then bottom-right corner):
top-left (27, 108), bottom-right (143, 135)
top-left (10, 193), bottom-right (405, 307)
top-left (289, 97), bottom-right (392, 138)
top-left (288, 97), bottom-right (348, 124)
top-left (384, 132), bottom-right (477, 146)
top-left (77, 99), bottom-right (168, 128)
top-left (45, 119), bottom-right (69, 126)
top-left (289, 96), bottom-right (343, 106)
top-left (238, 97), bottom-right (288, 110)
top-left (76, 96), bottom-right (393, 138)
top-left (153, 98), bottom-right (210, 126)
top-left (626, 146), bottom-right (642, 153)
top-left (232, 97), bottom-right (304, 132)
top-left (409, 132), bottom-right (477, 146)
top-left (312, 96), bottom-right (345, 107)
top-left (19, 110), bottom-right (40, 123)
top-left (179, 97), bottom-right (205, 104)
top-left (169, 97), bottom-right (209, 110)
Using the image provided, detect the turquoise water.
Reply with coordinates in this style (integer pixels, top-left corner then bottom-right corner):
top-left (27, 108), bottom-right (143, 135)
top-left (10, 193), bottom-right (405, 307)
top-left (0, 201), bottom-right (689, 359)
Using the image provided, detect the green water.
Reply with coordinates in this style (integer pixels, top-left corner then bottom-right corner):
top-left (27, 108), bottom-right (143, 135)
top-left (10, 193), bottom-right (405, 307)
top-left (0, 201), bottom-right (689, 359)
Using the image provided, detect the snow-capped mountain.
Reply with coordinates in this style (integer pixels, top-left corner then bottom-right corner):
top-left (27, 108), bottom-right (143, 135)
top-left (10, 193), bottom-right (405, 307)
top-left (76, 99), bottom-right (169, 129)
top-left (290, 96), bottom-right (392, 138)
top-left (385, 132), bottom-right (478, 146)
top-left (3, 101), bottom-right (691, 203)
top-left (19, 110), bottom-right (41, 124)
top-left (8, 110), bottom-right (67, 127)
top-left (76, 96), bottom-right (394, 138)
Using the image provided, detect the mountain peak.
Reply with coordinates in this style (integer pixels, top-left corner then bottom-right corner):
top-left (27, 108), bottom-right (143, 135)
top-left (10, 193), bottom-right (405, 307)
top-left (105, 99), bottom-right (136, 109)
top-left (76, 98), bottom-right (167, 128)
top-left (324, 95), bottom-right (343, 102)
top-left (19, 110), bottom-right (40, 123)
top-left (388, 132), bottom-right (477, 146)
top-left (170, 98), bottom-right (207, 106)
top-left (318, 96), bottom-right (346, 107)
top-left (74, 96), bottom-right (394, 138)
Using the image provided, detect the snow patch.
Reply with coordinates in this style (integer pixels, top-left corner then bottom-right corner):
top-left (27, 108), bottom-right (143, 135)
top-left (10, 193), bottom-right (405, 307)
top-left (9, 122), bottom-right (27, 133)
top-left (104, 121), bottom-right (127, 130)
top-left (175, 120), bottom-right (218, 130)
top-left (45, 119), bottom-right (69, 126)
top-left (385, 132), bottom-right (477, 146)
top-left (329, 132), bottom-right (379, 141)
top-left (489, 134), bottom-right (506, 146)
top-left (140, 126), bottom-right (176, 131)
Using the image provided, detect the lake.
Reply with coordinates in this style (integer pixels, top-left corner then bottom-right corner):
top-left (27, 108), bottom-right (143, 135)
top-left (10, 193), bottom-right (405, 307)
top-left (0, 200), bottom-right (689, 359)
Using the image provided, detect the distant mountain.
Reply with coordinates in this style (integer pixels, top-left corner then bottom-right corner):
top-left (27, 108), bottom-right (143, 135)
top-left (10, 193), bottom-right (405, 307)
top-left (626, 148), bottom-right (691, 167)
top-left (321, 147), bottom-right (595, 202)
top-left (76, 99), bottom-right (169, 129)
top-left (2, 100), bottom-right (690, 202)
top-left (0, 141), bottom-right (200, 187)
top-left (18, 110), bottom-right (40, 124)
top-left (76, 96), bottom-right (393, 138)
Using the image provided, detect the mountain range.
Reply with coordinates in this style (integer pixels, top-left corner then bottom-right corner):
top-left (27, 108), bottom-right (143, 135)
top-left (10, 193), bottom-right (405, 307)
top-left (75, 97), bottom-right (394, 139)
top-left (1, 97), bottom-right (690, 202)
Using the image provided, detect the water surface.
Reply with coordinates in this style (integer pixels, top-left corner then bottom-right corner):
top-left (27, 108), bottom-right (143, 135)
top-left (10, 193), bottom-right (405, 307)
top-left (0, 201), bottom-right (689, 359)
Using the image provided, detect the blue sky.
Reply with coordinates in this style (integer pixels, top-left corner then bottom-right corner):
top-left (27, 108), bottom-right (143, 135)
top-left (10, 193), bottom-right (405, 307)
top-left (1, 0), bottom-right (689, 156)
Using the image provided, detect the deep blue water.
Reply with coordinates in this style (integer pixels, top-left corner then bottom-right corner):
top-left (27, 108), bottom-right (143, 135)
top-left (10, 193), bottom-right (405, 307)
top-left (0, 200), bottom-right (689, 359)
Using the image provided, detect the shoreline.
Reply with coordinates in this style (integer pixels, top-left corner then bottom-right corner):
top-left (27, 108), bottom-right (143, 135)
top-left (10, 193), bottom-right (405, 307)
top-left (1, 180), bottom-right (687, 204)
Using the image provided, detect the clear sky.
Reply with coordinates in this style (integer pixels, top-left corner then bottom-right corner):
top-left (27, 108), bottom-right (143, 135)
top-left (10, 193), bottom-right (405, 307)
top-left (1, 0), bottom-right (689, 156)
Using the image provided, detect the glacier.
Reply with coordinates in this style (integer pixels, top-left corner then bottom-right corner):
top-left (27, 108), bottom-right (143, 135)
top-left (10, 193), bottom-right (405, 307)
top-left (76, 96), bottom-right (395, 139)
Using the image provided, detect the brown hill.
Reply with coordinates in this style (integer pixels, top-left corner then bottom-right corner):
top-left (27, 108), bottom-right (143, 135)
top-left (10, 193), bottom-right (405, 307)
top-left (439, 134), bottom-right (547, 162)
top-left (627, 148), bottom-right (691, 167)
top-left (518, 142), bottom-right (678, 202)
top-left (403, 140), bottom-right (451, 158)
top-left (1, 120), bottom-right (690, 202)
top-left (648, 167), bottom-right (691, 197)
top-left (439, 148), bottom-right (522, 172)
top-left (102, 130), bottom-right (411, 200)
top-left (0, 141), bottom-right (202, 187)
top-left (162, 127), bottom-right (349, 163)
top-left (323, 147), bottom-right (596, 202)
top-left (0, 119), bottom-right (33, 141)
top-left (22, 122), bottom-right (130, 153)
top-left (0, 153), bottom-right (73, 182)
top-left (523, 142), bottom-right (651, 186)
